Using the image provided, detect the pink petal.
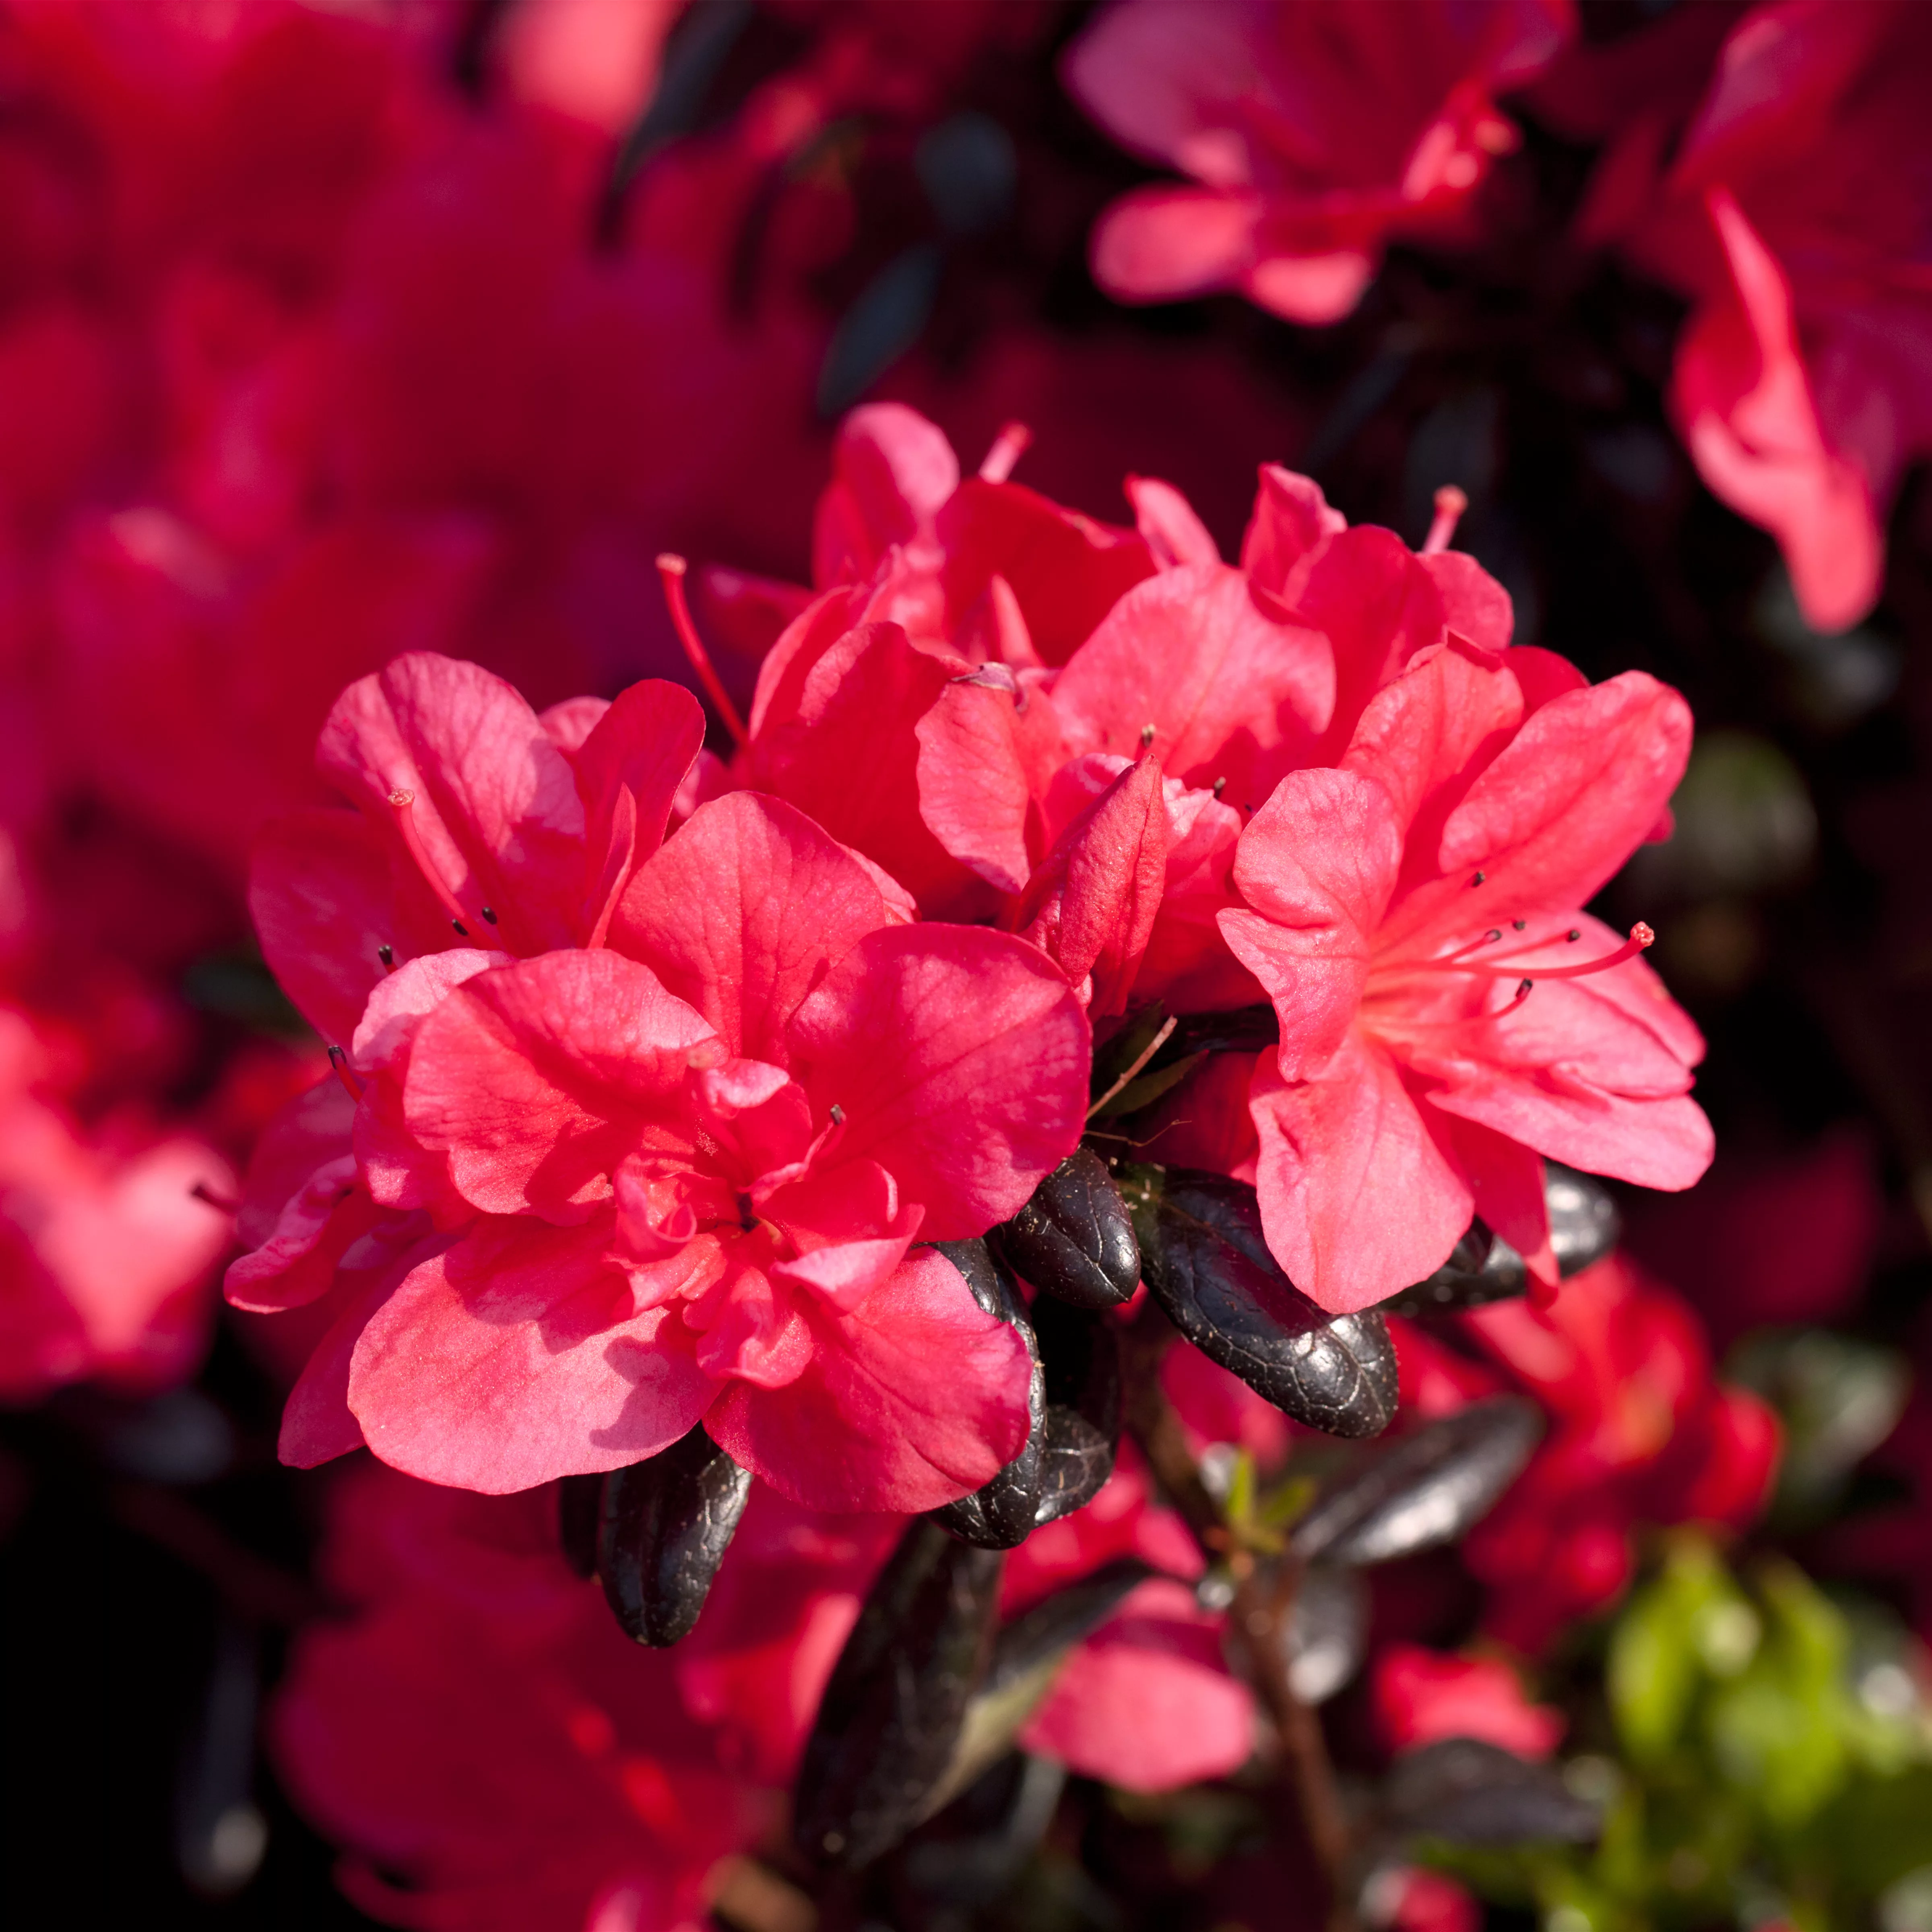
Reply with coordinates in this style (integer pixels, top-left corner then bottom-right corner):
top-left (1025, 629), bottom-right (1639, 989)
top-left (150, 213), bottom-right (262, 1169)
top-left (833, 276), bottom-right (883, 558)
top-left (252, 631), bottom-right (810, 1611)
top-left (1019, 754), bottom-right (1172, 1018)
top-left (1420, 551), bottom-right (1513, 655)
top-left (316, 651), bottom-right (587, 955)
top-left (1222, 768), bottom-right (1402, 1080)
top-left (1239, 464), bottom-right (1346, 602)
top-left (348, 1216), bottom-right (721, 1493)
top-left (739, 618), bottom-right (972, 908)
top-left (249, 808), bottom-right (416, 1046)
top-left (1251, 1036), bottom-right (1474, 1313)
top-left (1053, 562), bottom-right (1333, 806)
top-left (1020, 1579), bottom-right (1255, 1791)
top-left (1244, 248), bottom-right (1377, 326)
top-left (704, 1244), bottom-right (1032, 1512)
top-left (934, 479), bottom-right (1154, 669)
top-left (1443, 1116), bottom-right (1555, 1290)
top-left (279, 1265), bottom-right (411, 1469)
top-left (1089, 187), bottom-right (1263, 304)
top-left (570, 677), bottom-right (706, 943)
top-left (612, 791), bottom-right (897, 1063)
top-left (402, 950), bottom-right (718, 1220)
top-left (1673, 189), bottom-right (1881, 633)
top-left (787, 925), bottom-right (1090, 1239)
top-left (225, 1154), bottom-right (364, 1313)
top-left (1125, 474), bottom-right (1220, 568)
top-left (914, 675), bottom-right (1059, 896)
top-left (1341, 641), bottom-right (1525, 848)
top-left (811, 403), bottom-right (960, 587)
top-left (1409, 671), bottom-right (1693, 941)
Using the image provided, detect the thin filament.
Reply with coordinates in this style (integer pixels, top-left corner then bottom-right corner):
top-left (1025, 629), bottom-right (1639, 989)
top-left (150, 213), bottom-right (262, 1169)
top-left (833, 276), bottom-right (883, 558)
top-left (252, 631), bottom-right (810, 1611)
top-left (656, 554), bottom-right (748, 752)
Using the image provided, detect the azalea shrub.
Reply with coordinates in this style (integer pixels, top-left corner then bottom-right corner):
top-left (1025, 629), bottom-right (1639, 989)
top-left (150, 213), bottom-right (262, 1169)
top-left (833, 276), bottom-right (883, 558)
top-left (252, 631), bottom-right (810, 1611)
top-left (2, 4), bottom-right (1931, 1932)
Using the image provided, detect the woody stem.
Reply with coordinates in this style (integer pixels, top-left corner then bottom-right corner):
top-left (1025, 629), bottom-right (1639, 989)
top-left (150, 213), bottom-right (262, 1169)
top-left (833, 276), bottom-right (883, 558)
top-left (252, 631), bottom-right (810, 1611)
top-left (1122, 1311), bottom-right (1356, 1931)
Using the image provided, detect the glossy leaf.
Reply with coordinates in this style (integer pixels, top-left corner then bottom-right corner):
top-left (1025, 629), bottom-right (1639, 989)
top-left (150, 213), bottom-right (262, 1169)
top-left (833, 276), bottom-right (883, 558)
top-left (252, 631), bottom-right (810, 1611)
top-left (793, 1519), bottom-right (1005, 1869)
top-left (1290, 1397), bottom-right (1542, 1566)
top-left (926, 1558), bottom-right (1153, 1816)
top-left (927, 1241), bottom-right (1046, 1550)
top-left (596, 1424), bottom-right (753, 1647)
top-left (1030, 1296), bottom-right (1122, 1526)
top-left (1280, 1563), bottom-right (1368, 1704)
top-left (1383, 1737), bottom-right (1600, 1845)
top-left (1121, 1164), bottom-right (1398, 1438)
top-left (1379, 1222), bottom-right (1527, 1315)
top-left (993, 1148), bottom-right (1141, 1310)
top-left (1545, 1163), bottom-right (1621, 1277)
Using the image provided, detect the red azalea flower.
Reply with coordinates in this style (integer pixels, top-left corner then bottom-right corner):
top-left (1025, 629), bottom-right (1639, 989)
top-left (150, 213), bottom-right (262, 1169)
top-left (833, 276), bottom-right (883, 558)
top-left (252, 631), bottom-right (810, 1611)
top-left (1371, 1643), bottom-right (1564, 1758)
top-left (727, 404), bottom-right (1516, 1019)
top-left (275, 1463), bottom-right (871, 1932)
top-left (233, 653), bottom-right (1089, 1511)
top-left (0, 1001), bottom-right (234, 1400)
top-left (1218, 639), bottom-right (1710, 1312)
top-left (1604, 0), bottom-right (1932, 632)
top-left (1064, 0), bottom-right (1575, 322)
top-left (1461, 1254), bottom-right (1780, 1652)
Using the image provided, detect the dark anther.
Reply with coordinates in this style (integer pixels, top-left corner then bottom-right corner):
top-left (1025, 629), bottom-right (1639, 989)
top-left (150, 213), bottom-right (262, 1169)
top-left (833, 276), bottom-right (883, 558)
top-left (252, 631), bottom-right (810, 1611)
top-left (1517, 977), bottom-right (1534, 997)
top-left (990, 1148), bottom-right (1140, 1310)
top-left (1512, 920), bottom-right (1527, 931)
top-left (1470, 870), bottom-right (1486, 886)
top-left (1567, 928), bottom-right (1581, 941)
top-left (1484, 929), bottom-right (1501, 943)
top-left (927, 1242), bottom-right (1045, 1548)
top-left (451, 919), bottom-right (469, 937)
top-left (829, 1103), bottom-right (846, 1126)
top-left (1212, 776), bottom-right (1227, 798)
top-left (377, 943), bottom-right (394, 967)
top-left (481, 906), bottom-right (499, 925)
top-left (595, 1425), bottom-right (753, 1646)
top-left (1139, 722), bottom-right (1155, 747)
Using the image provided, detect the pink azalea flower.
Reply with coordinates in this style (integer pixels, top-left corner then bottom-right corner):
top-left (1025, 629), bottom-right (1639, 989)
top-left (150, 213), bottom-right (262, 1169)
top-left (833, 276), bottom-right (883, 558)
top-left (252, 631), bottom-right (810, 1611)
top-left (729, 403), bottom-right (1516, 1018)
top-left (1063, 0), bottom-right (1575, 323)
top-left (1461, 1254), bottom-right (1780, 1652)
top-left (1606, 0), bottom-right (1932, 632)
top-left (234, 652), bottom-right (1090, 1511)
top-left (1371, 1643), bottom-right (1564, 1758)
top-left (1218, 639), bottom-right (1712, 1313)
top-left (0, 1001), bottom-right (235, 1401)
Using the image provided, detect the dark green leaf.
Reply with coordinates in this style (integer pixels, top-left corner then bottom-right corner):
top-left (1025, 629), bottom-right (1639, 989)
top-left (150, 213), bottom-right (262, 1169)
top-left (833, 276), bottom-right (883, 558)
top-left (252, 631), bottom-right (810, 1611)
top-left (1123, 1165), bottom-right (1397, 1439)
top-left (793, 1520), bottom-right (1005, 1868)
top-left (1383, 1738), bottom-right (1600, 1846)
top-left (1289, 1397), bottom-right (1542, 1566)
top-left (596, 1424), bottom-right (753, 1647)
top-left (993, 1149), bottom-right (1141, 1310)
top-left (927, 1242), bottom-right (1046, 1549)
top-left (1030, 1296), bottom-right (1121, 1526)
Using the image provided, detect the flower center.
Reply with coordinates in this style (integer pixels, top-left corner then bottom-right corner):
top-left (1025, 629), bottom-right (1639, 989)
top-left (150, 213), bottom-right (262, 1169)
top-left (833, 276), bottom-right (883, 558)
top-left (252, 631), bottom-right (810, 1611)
top-left (1373, 921), bottom-right (1656, 1020)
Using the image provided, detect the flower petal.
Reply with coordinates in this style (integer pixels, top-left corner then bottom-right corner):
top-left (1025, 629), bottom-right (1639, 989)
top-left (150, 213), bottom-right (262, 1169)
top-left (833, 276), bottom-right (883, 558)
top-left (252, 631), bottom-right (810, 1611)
top-left (347, 1216), bottom-right (721, 1493)
top-left (704, 1243), bottom-right (1032, 1511)
top-left (787, 925), bottom-right (1090, 1238)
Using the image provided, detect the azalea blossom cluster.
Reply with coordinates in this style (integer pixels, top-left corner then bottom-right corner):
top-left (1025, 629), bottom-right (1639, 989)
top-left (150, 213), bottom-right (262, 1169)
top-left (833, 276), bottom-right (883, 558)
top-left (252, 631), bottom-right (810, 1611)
top-left (3, 4), bottom-right (1924, 1930)
top-left (223, 396), bottom-right (1761, 1924)
top-left (1069, 0), bottom-right (1932, 634)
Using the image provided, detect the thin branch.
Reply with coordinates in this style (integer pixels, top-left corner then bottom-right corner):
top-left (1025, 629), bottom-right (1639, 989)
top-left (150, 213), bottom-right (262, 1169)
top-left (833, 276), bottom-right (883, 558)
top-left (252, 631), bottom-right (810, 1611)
top-left (1088, 1016), bottom-right (1178, 1121)
top-left (1121, 1309), bottom-right (1357, 1929)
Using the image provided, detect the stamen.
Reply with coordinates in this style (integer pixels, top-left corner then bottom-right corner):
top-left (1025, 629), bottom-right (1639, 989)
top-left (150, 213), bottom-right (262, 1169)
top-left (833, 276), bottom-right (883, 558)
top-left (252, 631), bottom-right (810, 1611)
top-left (828, 1104), bottom-right (846, 1127)
top-left (1212, 777), bottom-right (1227, 799)
top-left (1512, 920), bottom-right (1526, 931)
top-left (978, 420), bottom-right (1032, 483)
top-left (328, 1045), bottom-right (366, 1104)
top-left (480, 906), bottom-right (498, 926)
top-left (377, 944), bottom-right (394, 969)
top-left (1568, 929), bottom-right (1581, 942)
top-left (1422, 485), bottom-right (1468, 555)
top-left (1139, 722), bottom-right (1156, 749)
top-left (656, 554), bottom-right (748, 752)
top-left (388, 790), bottom-right (476, 935)
top-left (1488, 921), bottom-right (1653, 981)
top-left (1470, 871), bottom-right (1486, 887)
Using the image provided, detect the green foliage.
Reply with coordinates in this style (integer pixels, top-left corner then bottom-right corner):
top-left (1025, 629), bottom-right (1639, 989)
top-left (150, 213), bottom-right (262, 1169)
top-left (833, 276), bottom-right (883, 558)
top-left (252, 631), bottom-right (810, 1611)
top-left (1427, 1535), bottom-right (1932, 1932)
